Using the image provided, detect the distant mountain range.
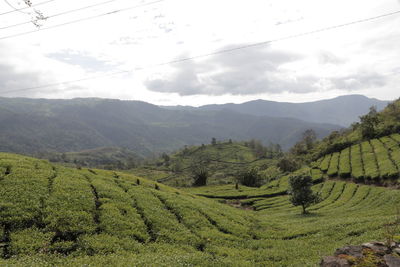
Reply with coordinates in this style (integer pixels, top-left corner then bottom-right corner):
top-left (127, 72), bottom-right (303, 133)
top-left (162, 95), bottom-right (389, 127)
top-left (0, 97), bottom-right (349, 157)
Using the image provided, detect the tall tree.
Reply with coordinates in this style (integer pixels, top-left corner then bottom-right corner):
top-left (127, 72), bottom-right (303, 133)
top-left (288, 174), bottom-right (320, 214)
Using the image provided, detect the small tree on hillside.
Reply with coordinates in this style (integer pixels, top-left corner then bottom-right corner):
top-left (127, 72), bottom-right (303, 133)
top-left (191, 164), bottom-right (209, 186)
top-left (277, 157), bottom-right (299, 172)
top-left (302, 129), bottom-right (317, 150)
top-left (359, 106), bottom-right (380, 139)
top-left (237, 167), bottom-right (263, 187)
top-left (211, 137), bottom-right (217, 146)
top-left (288, 174), bottom-right (321, 214)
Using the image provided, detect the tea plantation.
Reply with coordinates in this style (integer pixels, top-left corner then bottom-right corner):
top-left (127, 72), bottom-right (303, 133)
top-left (1, 152), bottom-right (400, 266)
top-left (314, 133), bottom-right (400, 184)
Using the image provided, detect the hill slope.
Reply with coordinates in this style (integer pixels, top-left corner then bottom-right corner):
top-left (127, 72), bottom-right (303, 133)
top-left (133, 141), bottom-right (283, 186)
top-left (0, 97), bottom-right (339, 157)
top-left (2, 153), bottom-right (400, 266)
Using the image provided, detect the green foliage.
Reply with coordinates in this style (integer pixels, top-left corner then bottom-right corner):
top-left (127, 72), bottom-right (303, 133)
top-left (313, 133), bottom-right (400, 184)
top-left (360, 106), bottom-right (380, 139)
top-left (277, 157), bottom-right (299, 172)
top-left (3, 151), bottom-right (400, 266)
top-left (134, 141), bottom-right (281, 186)
top-left (236, 168), bottom-right (263, 187)
top-left (191, 164), bottom-right (209, 186)
top-left (350, 144), bottom-right (364, 181)
top-left (9, 228), bottom-right (52, 255)
top-left (370, 139), bottom-right (398, 179)
top-left (319, 154), bottom-right (332, 172)
top-left (338, 148), bottom-right (351, 178)
top-left (327, 152), bottom-right (339, 177)
top-left (361, 141), bottom-right (380, 181)
top-left (288, 175), bottom-right (321, 214)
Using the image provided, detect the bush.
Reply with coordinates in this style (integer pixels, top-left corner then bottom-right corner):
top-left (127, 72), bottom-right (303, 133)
top-left (191, 165), bottom-right (208, 186)
top-left (277, 157), bottom-right (299, 173)
top-left (237, 168), bottom-right (263, 187)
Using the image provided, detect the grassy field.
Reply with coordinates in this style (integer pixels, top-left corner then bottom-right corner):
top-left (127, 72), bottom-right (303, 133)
top-left (1, 152), bottom-right (400, 266)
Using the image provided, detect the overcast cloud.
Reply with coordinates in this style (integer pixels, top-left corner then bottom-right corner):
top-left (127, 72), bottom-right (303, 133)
top-left (0, 0), bottom-right (398, 104)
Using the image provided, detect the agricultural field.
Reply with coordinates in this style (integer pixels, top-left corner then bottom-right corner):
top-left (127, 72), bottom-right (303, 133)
top-left (2, 152), bottom-right (400, 266)
top-left (315, 134), bottom-right (400, 184)
top-left (131, 141), bottom-right (282, 187)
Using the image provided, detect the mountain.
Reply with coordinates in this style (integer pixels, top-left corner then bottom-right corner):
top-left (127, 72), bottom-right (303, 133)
top-left (163, 95), bottom-right (389, 127)
top-left (0, 97), bottom-right (340, 157)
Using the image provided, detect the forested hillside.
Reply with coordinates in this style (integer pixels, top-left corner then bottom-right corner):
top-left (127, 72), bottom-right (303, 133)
top-left (0, 97), bottom-right (339, 157)
top-left (166, 95), bottom-right (388, 126)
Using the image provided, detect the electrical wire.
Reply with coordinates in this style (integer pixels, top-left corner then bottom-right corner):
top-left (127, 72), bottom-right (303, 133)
top-left (0, 0), bottom-right (56, 16)
top-left (1, 9), bottom-right (400, 95)
top-left (0, 0), bottom-right (124, 30)
top-left (0, 0), bottom-right (165, 39)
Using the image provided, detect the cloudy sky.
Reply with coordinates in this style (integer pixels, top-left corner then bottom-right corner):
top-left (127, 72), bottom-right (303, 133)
top-left (0, 0), bottom-right (399, 106)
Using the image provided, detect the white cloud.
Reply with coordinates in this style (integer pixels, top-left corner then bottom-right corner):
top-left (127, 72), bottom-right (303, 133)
top-left (0, 0), bottom-right (398, 104)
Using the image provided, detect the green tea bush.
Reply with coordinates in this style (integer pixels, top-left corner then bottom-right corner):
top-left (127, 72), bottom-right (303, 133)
top-left (338, 148), bottom-right (351, 178)
top-left (381, 136), bottom-right (400, 170)
top-left (311, 168), bottom-right (323, 181)
top-left (319, 154), bottom-right (331, 172)
top-left (9, 228), bottom-right (52, 255)
top-left (327, 152), bottom-right (339, 177)
top-left (78, 234), bottom-right (142, 255)
top-left (349, 144), bottom-right (364, 181)
top-left (44, 168), bottom-right (96, 237)
top-left (87, 174), bottom-right (149, 242)
top-left (370, 139), bottom-right (398, 178)
top-left (127, 186), bottom-right (200, 245)
top-left (361, 141), bottom-right (380, 181)
top-left (0, 158), bottom-right (53, 227)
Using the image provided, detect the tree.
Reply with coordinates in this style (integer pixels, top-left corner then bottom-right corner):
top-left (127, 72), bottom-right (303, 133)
top-left (211, 137), bottom-right (217, 146)
top-left (191, 164), bottom-right (208, 186)
top-left (302, 129), bottom-right (317, 150)
top-left (237, 167), bottom-right (263, 187)
top-left (288, 175), bottom-right (321, 214)
top-left (359, 106), bottom-right (380, 139)
top-left (161, 153), bottom-right (170, 166)
top-left (277, 157), bottom-right (299, 172)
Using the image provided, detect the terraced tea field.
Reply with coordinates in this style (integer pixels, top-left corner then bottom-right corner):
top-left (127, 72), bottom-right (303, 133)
top-left (1, 152), bottom-right (400, 266)
top-left (314, 133), bottom-right (400, 184)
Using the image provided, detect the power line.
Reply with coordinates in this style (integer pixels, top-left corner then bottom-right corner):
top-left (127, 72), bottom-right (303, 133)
top-left (0, 0), bottom-right (56, 16)
top-left (2, 9), bottom-right (400, 95)
top-left (0, 0), bottom-right (124, 30)
top-left (0, 0), bottom-right (165, 40)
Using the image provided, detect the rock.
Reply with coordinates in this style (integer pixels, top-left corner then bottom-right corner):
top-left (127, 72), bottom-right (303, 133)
top-left (334, 246), bottom-right (363, 258)
top-left (384, 254), bottom-right (400, 267)
top-left (320, 256), bottom-right (351, 267)
top-left (362, 242), bottom-right (390, 255)
top-left (393, 248), bottom-right (400, 255)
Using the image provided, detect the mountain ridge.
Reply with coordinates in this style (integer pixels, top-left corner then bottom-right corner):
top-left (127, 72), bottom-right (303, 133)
top-left (161, 94), bottom-right (389, 126)
top-left (0, 97), bottom-right (340, 157)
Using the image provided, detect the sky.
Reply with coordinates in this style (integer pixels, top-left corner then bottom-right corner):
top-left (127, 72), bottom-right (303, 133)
top-left (0, 0), bottom-right (399, 106)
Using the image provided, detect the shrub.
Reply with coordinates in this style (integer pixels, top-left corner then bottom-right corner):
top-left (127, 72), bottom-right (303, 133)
top-left (237, 168), bottom-right (263, 187)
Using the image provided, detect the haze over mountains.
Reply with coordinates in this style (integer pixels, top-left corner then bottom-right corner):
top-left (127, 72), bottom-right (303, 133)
top-left (163, 95), bottom-right (389, 127)
top-left (0, 95), bottom-right (388, 157)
